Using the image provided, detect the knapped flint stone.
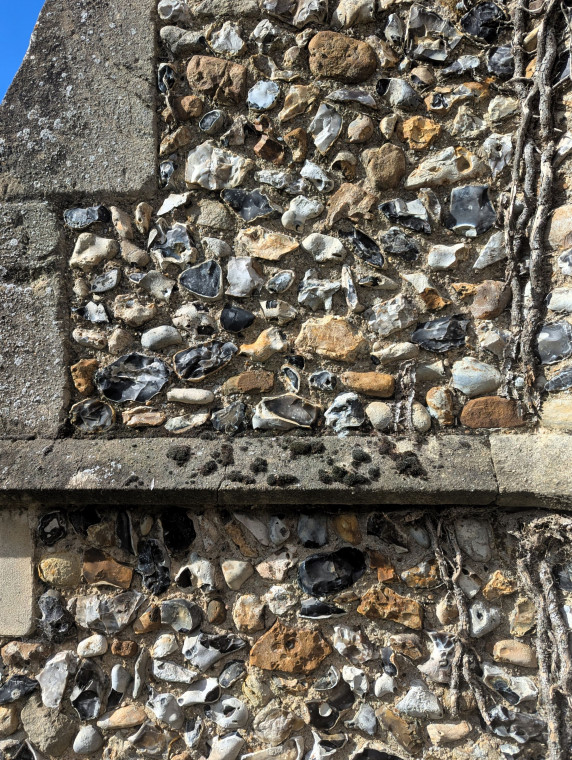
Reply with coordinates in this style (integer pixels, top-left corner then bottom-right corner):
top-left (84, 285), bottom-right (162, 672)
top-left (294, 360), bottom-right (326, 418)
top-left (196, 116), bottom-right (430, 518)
top-left (161, 599), bottom-right (202, 633)
top-left (91, 269), bottom-right (119, 293)
top-left (461, 2), bottom-right (505, 43)
top-left (487, 705), bottom-right (545, 744)
top-left (267, 270), bottom-right (295, 294)
top-left (340, 228), bottom-right (384, 269)
top-left (116, 511), bottom-right (135, 555)
top-left (537, 322), bottom-right (572, 364)
top-left (367, 514), bottom-right (408, 550)
top-left (412, 315), bottom-right (469, 353)
top-left (70, 398), bottom-right (115, 433)
top-left (309, 370), bottom-right (337, 391)
top-left (487, 46), bottom-right (514, 79)
top-left (379, 199), bottom-right (431, 233)
top-left (221, 189), bottom-right (275, 222)
top-left (161, 512), bottom-right (196, 554)
top-left (298, 547), bottom-right (367, 596)
top-left (352, 749), bottom-right (402, 760)
top-left (218, 660), bottom-right (246, 688)
top-left (173, 341), bottom-right (238, 381)
top-left (0, 676), bottom-right (38, 705)
top-left (307, 701), bottom-right (339, 731)
top-left (299, 600), bottom-right (347, 619)
top-left (179, 261), bottom-right (223, 300)
top-left (376, 78), bottom-right (423, 111)
top-left (381, 227), bottom-right (419, 261)
top-left (137, 539), bottom-right (171, 595)
top-left (95, 354), bottom-right (169, 403)
top-left (38, 511), bottom-right (67, 546)
top-left (444, 185), bottom-right (497, 237)
top-left (199, 109), bottom-right (226, 135)
top-left (70, 660), bottom-right (105, 721)
top-left (220, 304), bottom-right (256, 333)
top-left (298, 514), bottom-right (328, 548)
top-left (545, 366), bottom-right (572, 392)
top-left (212, 401), bottom-right (247, 435)
top-left (64, 206), bottom-right (110, 230)
top-left (38, 589), bottom-right (76, 643)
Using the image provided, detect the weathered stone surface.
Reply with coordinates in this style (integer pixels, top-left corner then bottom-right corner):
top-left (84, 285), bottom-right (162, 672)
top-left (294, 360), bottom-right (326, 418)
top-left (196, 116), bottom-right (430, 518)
top-left (493, 639), bottom-right (537, 668)
top-left (0, 435), bottom-right (499, 506)
top-left (295, 316), bottom-right (368, 363)
top-left (21, 694), bottom-right (77, 756)
top-left (491, 433), bottom-right (572, 507)
top-left (460, 397), bottom-right (525, 429)
top-left (38, 551), bottom-right (82, 587)
top-left (0, 509), bottom-right (33, 636)
top-left (308, 32), bottom-right (377, 83)
top-left (363, 144), bottom-right (406, 190)
top-left (0, 0), bottom-right (156, 199)
top-left (187, 56), bottom-right (247, 104)
top-left (0, 705), bottom-right (18, 737)
top-left (547, 203), bottom-right (572, 249)
top-left (539, 397), bottom-right (572, 430)
top-left (222, 371), bottom-right (274, 395)
top-left (357, 586), bottom-right (423, 629)
top-left (0, 203), bottom-right (67, 437)
top-left (249, 620), bottom-right (332, 673)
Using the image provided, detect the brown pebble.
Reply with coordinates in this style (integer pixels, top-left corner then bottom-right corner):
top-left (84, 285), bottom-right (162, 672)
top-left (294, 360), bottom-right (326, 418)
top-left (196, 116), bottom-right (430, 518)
top-left (207, 599), bottom-right (226, 625)
top-left (363, 144), bottom-right (406, 190)
top-left (133, 605), bottom-right (161, 634)
top-left (254, 134), bottom-right (285, 164)
top-left (173, 95), bottom-right (204, 120)
top-left (308, 31), bottom-right (377, 83)
top-left (460, 396), bottom-right (525, 429)
top-left (111, 640), bottom-right (139, 657)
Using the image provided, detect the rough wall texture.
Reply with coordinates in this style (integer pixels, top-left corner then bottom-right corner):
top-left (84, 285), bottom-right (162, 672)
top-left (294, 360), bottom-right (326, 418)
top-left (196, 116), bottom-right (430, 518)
top-left (1, 2), bottom-right (572, 758)
top-left (0, 506), bottom-right (570, 760)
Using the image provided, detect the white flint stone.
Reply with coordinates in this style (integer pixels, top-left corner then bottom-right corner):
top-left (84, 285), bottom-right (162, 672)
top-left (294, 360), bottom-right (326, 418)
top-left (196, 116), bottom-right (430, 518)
top-left (69, 233), bottom-right (119, 272)
top-left (557, 249), bottom-right (572, 276)
top-left (473, 231), bottom-right (506, 270)
top-left (404, 147), bottom-right (483, 190)
top-left (302, 233), bottom-right (346, 262)
top-left (77, 634), bottom-right (108, 658)
top-left (412, 402), bottom-right (431, 433)
top-left (37, 650), bottom-right (78, 708)
top-left (454, 518), bottom-right (492, 561)
top-left (167, 388), bottom-right (215, 405)
top-left (476, 321), bottom-right (510, 357)
top-left (157, 0), bottom-right (190, 22)
top-left (309, 103), bottom-right (342, 154)
top-left (342, 666), bottom-right (368, 696)
top-left (152, 659), bottom-right (198, 684)
top-left (367, 294), bottom-right (417, 338)
top-left (548, 287), bottom-right (572, 312)
top-left (210, 21), bottom-right (245, 55)
top-left (374, 672), bottom-right (396, 697)
top-left (157, 192), bottom-right (192, 216)
top-left (281, 196), bottom-right (324, 233)
top-left (332, 0), bottom-right (375, 27)
top-left (185, 141), bottom-right (253, 190)
top-left (111, 664), bottom-right (131, 693)
top-left (488, 95), bottom-right (519, 122)
top-left (371, 342), bottom-right (419, 364)
top-left (396, 682), bottom-right (443, 719)
top-left (141, 325), bottom-right (182, 351)
top-left (226, 257), bottom-right (264, 297)
top-left (177, 678), bottom-right (220, 707)
top-left (221, 560), bottom-right (254, 590)
top-left (248, 80), bottom-right (280, 110)
top-left (427, 243), bottom-right (465, 270)
top-left (482, 133), bottom-right (512, 178)
top-left (207, 733), bottom-right (245, 760)
top-left (300, 161), bottom-right (335, 193)
top-left (262, 585), bottom-right (297, 615)
top-left (451, 357), bottom-right (501, 397)
top-left (151, 634), bottom-right (179, 659)
top-left (148, 689), bottom-right (184, 729)
top-left (470, 601), bottom-right (501, 637)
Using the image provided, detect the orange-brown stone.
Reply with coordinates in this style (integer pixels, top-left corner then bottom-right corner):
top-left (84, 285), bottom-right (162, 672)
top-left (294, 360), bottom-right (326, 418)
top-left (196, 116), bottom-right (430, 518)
top-left (186, 55), bottom-right (247, 104)
top-left (460, 396), bottom-right (525, 429)
top-left (357, 586), bottom-right (423, 629)
top-left (341, 371), bottom-right (394, 398)
top-left (222, 370), bottom-right (274, 395)
top-left (296, 316), bottom-right (368, 363)
top-left (71, 358), bottom-right (98, 394)
top-left (111, 639), bottom-right (139, 657)
top-left (249, 620), bottom-right (332, 673)
top-left (173, 95), bottom-right (204, 120)
top-left (308, 31), bottom-right (377, 83)
top-left (470, 280), bottom-right (511, 320)
top-left (400, 116), bottom-right (441, 149)
top-left (83, 548), bottom-right (133, 589)
top-left (369, 551), bottom-right (397, 583)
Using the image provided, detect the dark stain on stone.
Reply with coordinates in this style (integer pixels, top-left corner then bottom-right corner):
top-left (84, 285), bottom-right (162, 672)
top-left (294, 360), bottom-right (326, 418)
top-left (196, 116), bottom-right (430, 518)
top-left (200, 460), bottom-right (218, 476)
top-left (250, 457), bottom-right (268, 473)
top-left (166, 445), bottom-right (192, 466)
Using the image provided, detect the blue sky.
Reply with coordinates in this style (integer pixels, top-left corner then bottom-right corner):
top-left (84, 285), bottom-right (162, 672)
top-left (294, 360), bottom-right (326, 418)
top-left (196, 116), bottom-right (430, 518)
top-left (0, 1), bottom-right (45, 101)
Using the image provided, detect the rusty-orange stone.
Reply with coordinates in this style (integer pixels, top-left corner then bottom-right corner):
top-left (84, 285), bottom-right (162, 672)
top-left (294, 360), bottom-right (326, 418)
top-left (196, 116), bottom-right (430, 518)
top-left (460, 396), bottom-right (525, 429)
top-left (186, 55), bottom-right (247, 104)
top-left (249, 619), bottom-right (332, 673)
top-left (357, 586), bottom-right (423, 629)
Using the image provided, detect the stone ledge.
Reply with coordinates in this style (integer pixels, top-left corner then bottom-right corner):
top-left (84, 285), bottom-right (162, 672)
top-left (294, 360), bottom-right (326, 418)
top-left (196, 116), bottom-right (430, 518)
top-left (0, 0), bottom-right (157, 200)
top-left (0, 435), bottom-right (497, 507)
top-left (490, 432), bottom-right (572, 508)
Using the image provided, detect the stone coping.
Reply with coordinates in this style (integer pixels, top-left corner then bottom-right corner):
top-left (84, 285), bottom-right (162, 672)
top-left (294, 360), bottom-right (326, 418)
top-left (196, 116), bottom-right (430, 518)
top-left (0, 433), bottom-right (570, 508)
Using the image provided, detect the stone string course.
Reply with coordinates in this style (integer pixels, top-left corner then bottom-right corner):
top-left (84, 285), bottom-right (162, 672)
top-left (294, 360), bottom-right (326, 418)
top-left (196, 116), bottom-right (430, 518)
top-left (58, 0), bottom-right (572, 439)
top-left (0, 506), bottom-right (570, 760)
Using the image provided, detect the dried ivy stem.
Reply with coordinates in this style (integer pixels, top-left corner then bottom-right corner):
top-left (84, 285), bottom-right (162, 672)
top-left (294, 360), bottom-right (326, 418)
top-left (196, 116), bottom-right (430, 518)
top-left (520, 0), bottom-right (559, 412)
top-left (518, 557), bottom-right (563, 760)
top-left (539, 559), bottom-right (572, 695)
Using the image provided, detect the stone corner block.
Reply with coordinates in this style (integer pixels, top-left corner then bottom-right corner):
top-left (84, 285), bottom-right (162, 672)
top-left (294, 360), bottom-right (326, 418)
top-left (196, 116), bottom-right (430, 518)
top-left (0, 509), bottom-right (34, 637)
top-left (0, 202), bottom-right (69, 438)
top-left (490, 432), bottom-right (572, 508)
top-left (0, 0), bottom-right (157, 200)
